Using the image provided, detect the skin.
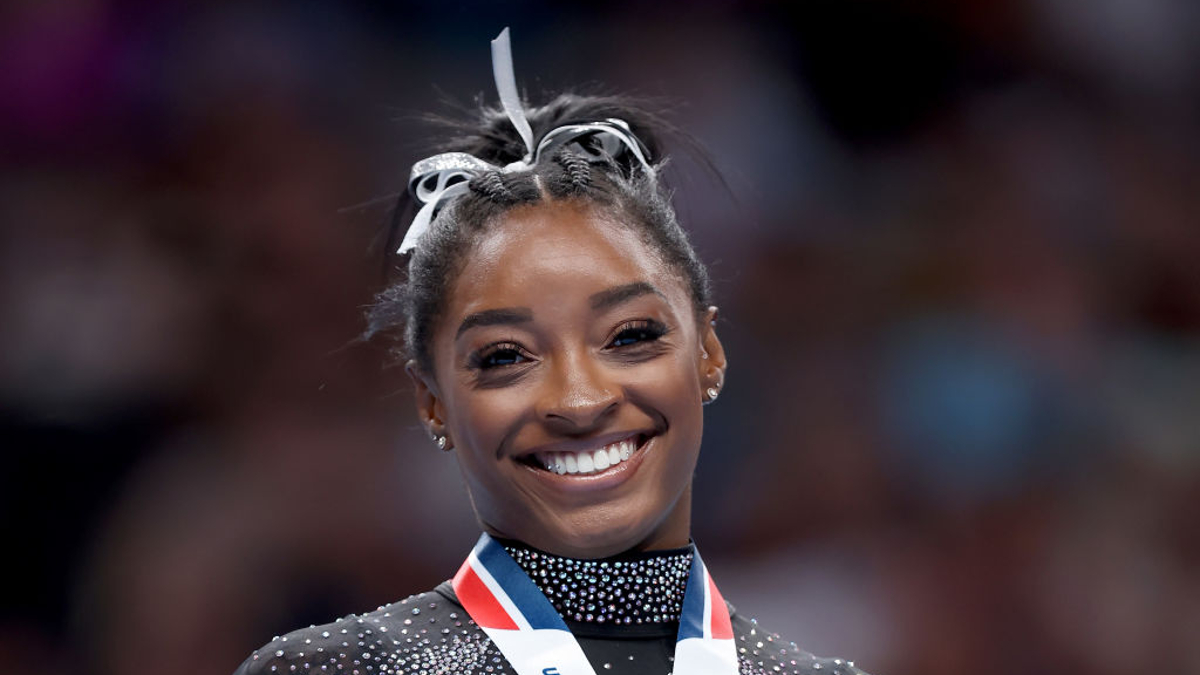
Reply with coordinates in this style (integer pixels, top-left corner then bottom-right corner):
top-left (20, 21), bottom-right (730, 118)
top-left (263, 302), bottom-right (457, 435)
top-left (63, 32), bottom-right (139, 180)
top-left (408, 199), bottom-right (726, 559)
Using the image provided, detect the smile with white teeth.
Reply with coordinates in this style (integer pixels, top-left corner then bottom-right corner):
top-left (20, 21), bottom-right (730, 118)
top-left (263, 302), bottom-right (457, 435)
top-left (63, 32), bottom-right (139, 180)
top-left (533, 437), bottom-right (639, 476)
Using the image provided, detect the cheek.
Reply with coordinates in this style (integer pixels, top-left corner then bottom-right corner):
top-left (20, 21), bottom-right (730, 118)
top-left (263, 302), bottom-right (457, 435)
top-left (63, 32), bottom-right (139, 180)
top-left (634, 350), bottom-right (703, 398)
top-left (627, 352), bottom-right (705, 435)
top-left (447, 389), bottom-right (524, 455)
top-left (447, 398), bottom-right (518, 504)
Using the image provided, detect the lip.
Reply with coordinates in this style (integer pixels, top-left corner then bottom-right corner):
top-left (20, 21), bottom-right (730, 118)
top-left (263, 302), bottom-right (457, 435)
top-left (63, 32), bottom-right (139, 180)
top-left (515, 432), bottom-right (657, 492)
top-left (514, 429), bottom-right (654, 459)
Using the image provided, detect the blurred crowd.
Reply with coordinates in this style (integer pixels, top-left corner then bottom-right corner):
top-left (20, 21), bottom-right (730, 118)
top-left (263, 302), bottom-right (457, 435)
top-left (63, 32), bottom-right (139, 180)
top-left (2, 2), bottom-right (1197, 675)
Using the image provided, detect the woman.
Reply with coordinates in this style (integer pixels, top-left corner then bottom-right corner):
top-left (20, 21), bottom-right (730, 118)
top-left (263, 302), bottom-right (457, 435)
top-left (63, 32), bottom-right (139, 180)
top-left (235, 30), bottom-right (869, 675)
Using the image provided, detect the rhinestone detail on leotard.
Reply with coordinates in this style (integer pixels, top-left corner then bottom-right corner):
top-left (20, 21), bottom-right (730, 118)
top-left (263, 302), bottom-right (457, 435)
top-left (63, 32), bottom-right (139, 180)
top-left (503, 543), bottom-right (693, 625)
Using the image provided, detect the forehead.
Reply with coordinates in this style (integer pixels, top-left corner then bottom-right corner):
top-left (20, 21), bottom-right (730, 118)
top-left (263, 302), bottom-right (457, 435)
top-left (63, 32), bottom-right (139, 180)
top-left (446, 200), bottom-right (688, 317)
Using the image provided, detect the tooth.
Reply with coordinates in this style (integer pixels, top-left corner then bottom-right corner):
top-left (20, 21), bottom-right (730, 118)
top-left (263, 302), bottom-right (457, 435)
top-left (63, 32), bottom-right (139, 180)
top-left (593, 448), bottom-right (611, 471)
top-left (554, 457), bottom-right (566, 474)
top-left (577, 452), bottom-right (595, 473)
top-left (564, 454), bottom-right (579, 474)
top-left (608, 446), bottom-right (621, 465)
top-left (620, 441), bottom-right (633, 460)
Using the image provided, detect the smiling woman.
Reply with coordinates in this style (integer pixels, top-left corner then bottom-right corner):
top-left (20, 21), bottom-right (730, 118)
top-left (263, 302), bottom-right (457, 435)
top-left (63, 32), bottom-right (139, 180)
top-left (421, 201), bottom-right (714, 561)
top-left (233, 30), bottom-right (870, 675)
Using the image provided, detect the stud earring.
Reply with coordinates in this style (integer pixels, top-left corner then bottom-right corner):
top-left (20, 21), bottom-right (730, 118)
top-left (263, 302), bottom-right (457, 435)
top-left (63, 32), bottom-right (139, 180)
top-left (704, 386), bottom-right (720, 404)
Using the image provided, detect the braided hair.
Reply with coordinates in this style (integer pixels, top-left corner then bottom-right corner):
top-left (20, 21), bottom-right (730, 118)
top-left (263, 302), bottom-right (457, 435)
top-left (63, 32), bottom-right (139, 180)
top-left (369, 94), bottom-right (713, 374)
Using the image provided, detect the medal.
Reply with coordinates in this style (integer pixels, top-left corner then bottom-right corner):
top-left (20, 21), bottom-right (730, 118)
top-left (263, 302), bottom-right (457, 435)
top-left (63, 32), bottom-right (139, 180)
top-left (453, 534), bottom-right (739, 675)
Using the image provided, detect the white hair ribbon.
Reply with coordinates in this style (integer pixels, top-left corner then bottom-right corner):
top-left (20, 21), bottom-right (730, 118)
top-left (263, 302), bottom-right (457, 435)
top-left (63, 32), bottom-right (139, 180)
top-left (397, 152), bottom-right (495, 254)
top-left (395, 29), bottom-right (654, 254)
top-left (491, 27), bottom-right (535, 166)
top-left (534, 118), bottom-right (651, 172)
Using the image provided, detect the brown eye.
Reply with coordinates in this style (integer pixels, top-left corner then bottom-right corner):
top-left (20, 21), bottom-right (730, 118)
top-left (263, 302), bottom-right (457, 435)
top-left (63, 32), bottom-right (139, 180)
top-left (481, 349), bottom-right (524, 368)
top-left (471, 342), bottom-right (530, 370)
top-left (608, 320), bottom-right (667, 348)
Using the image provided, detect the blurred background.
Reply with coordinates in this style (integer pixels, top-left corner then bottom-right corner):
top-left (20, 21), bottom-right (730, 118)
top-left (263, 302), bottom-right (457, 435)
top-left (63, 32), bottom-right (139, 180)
top-left (3, 1), bottom-right (1198, 674)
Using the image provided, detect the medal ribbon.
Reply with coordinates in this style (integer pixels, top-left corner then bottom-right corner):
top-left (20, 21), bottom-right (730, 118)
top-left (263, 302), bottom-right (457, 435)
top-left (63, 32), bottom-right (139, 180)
top-left (452, 533), bottom-right (739, 675)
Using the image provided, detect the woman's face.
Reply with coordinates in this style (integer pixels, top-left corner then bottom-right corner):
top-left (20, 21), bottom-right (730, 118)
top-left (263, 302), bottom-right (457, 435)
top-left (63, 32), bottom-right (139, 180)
top-left (410, 200), bottom-right (725, 559)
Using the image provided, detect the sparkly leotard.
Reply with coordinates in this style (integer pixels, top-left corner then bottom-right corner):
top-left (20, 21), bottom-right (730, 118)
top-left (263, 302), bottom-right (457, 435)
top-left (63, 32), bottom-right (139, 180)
top-left (233, 542), bottom-right (869, 675)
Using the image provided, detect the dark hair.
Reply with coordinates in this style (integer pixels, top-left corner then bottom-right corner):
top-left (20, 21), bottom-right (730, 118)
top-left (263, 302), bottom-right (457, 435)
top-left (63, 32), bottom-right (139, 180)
top-left (368, 94), bottom-right (713, 373)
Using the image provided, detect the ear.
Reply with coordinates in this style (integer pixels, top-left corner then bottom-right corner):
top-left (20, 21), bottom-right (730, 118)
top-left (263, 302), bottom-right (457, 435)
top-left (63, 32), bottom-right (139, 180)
top-left (406, 360), bottom-right (452, 448)
top-left (697, 306), bottom-right (728, 396)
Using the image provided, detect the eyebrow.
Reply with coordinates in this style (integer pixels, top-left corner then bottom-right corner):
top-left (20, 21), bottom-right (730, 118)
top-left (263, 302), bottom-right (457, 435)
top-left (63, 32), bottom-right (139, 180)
top-left (589, 281), bottom-right (664, 311)
top-left (454, 282), bottom-right (664, 340)
top-left (455, 308), bottom-right (534, 339)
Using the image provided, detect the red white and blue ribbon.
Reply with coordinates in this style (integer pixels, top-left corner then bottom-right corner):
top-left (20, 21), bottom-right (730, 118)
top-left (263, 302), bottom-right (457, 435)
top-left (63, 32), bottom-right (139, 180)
top-left (452, 533), bottom-right (739, 675)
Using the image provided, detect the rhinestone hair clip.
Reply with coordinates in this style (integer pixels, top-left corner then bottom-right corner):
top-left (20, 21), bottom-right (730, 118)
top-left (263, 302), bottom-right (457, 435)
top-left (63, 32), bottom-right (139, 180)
top-left (396, 28), bottom-right (655, 254)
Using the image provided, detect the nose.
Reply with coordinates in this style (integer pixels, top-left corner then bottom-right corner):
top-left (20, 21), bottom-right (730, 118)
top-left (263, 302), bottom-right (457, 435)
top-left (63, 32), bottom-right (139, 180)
top-left (536, 350), bottom-right (619, 433)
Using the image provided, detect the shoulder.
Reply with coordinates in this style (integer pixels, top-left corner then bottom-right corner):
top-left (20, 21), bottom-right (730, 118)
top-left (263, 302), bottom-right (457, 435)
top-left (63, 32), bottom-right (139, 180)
top-left (729, 608), bottom-right (874, 675)
top-left (232, 585), bottom-right (489, 675)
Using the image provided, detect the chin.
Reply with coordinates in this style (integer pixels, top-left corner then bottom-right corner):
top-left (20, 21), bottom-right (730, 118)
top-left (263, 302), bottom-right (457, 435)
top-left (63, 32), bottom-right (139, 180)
top-left (506, 495), bottom-right (690, 560)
